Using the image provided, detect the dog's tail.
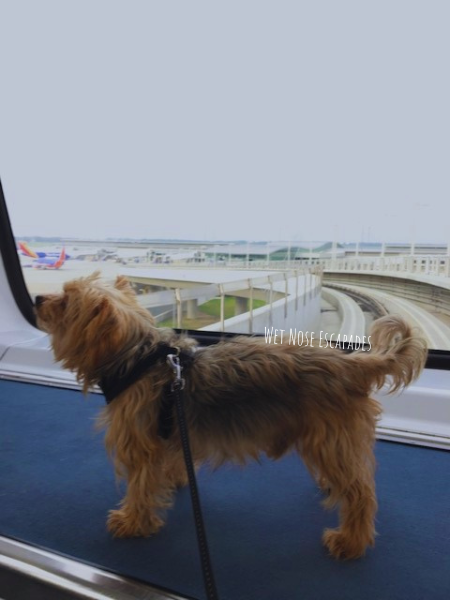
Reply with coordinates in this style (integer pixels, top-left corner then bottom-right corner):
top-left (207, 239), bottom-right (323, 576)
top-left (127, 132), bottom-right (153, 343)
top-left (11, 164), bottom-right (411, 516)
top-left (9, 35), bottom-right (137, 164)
top-left (352, 315), bottom-right (428, 394)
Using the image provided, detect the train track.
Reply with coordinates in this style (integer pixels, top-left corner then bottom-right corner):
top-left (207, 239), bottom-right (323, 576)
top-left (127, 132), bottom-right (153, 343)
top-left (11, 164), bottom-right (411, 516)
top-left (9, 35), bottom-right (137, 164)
top-left (325, 283), bottom-right (388, 319)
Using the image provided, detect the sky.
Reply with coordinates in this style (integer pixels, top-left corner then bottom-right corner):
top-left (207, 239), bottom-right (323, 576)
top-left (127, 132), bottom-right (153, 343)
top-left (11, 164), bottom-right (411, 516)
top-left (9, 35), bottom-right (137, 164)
top-left (0, 0), bottom-right (449, 244)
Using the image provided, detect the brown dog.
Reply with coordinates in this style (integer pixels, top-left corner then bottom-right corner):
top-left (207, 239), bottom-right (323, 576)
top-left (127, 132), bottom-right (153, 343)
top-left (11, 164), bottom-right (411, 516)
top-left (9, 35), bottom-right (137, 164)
top-left (35, 273), bottom-right (427, 559)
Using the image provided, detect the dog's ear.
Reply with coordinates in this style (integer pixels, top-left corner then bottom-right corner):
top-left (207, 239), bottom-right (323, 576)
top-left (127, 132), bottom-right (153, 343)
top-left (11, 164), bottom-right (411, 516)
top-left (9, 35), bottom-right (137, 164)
top-left (115, 275), bottom-right (134, 294)
top-left (84, 296), bottom-right (121, 361)
top-left (86, 271), bottom-right (101, 283)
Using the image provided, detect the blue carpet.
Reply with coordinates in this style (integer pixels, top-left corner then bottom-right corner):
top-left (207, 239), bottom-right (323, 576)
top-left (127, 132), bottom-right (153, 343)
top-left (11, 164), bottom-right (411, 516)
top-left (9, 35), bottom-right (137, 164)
top-left (0, 380), bottom-right (449, 600)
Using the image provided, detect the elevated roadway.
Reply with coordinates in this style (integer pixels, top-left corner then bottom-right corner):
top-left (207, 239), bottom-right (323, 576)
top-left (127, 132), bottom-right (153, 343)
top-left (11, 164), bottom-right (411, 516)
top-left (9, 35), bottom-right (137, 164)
top-left (127, 268), bottom-right (286, 305)
top-left (336, 283), bottom-right (450, 350)
top-left (324, 270), bottom-right (450, 319)
top-left (321, 287), bottom-right (366, 339)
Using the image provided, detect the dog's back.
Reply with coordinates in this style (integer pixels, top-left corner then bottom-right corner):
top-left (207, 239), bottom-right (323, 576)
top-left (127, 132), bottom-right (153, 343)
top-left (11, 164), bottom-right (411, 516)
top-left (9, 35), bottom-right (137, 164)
top-left (183, 316), bottom-right (427, 466)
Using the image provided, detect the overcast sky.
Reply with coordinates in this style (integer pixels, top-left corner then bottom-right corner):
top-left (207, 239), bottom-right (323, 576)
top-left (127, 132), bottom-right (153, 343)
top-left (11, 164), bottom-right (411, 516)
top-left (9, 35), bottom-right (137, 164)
top-left (1, 1), bottom-right (449, 243)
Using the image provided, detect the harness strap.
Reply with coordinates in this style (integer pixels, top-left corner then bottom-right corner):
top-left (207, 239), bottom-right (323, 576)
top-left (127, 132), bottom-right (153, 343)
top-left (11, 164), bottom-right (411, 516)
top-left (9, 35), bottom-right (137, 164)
top-left (99, 343), bottom-right (190, 405)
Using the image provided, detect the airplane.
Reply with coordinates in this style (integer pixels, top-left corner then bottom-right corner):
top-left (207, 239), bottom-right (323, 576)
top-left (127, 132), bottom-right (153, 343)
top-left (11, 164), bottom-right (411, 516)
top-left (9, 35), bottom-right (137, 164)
top-left (18, 241), bottom-right (70, 260)
top-left (31, 247), bottom-right (66, 270)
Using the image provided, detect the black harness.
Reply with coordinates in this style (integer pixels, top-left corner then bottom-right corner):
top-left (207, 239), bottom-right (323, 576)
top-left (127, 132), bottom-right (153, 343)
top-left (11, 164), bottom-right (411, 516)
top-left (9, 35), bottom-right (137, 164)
top-left (99, 343), bottom-right (194, 439)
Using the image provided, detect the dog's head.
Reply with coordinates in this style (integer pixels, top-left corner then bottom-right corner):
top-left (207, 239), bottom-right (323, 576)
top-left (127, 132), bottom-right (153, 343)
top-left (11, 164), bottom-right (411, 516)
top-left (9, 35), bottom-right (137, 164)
top-left (35, 272), bottom-right (157, 386)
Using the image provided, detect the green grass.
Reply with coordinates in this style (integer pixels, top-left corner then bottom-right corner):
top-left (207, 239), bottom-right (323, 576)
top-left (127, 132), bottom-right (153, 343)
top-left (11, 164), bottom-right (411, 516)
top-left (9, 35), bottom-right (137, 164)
top-left (200, 297), bottom-right (237, 319)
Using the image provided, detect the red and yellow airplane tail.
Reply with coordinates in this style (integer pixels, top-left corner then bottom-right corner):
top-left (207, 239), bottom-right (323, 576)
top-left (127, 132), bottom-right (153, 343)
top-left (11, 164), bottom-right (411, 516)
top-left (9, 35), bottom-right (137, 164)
top-left (53, 248), bottom-right (66, 269)
top-left (18, 242), bottom-right (39, 259)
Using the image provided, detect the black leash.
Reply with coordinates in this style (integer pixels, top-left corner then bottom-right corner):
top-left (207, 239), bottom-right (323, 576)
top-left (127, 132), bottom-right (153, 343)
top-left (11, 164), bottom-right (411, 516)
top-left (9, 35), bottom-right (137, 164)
top-left (100, 344), bottom-right (219, 599)
top-left (167, 353), bottom-right (219, 600)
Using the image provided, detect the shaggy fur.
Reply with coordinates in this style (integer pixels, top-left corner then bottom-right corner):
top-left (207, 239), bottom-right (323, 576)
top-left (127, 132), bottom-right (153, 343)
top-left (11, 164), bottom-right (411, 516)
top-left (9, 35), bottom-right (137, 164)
top-left (35, 273), bottom-right (427, 560)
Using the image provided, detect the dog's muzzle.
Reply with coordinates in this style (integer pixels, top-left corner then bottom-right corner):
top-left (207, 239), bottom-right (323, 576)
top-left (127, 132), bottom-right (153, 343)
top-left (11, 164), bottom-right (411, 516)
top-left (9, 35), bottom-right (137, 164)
top-left (35, 295), bottom-right (45, 307)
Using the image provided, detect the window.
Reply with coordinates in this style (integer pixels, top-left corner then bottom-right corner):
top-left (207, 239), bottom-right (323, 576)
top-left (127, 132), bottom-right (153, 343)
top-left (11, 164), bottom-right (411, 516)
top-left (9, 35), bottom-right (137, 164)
top-left (1, 2), bottom-right (450, 351)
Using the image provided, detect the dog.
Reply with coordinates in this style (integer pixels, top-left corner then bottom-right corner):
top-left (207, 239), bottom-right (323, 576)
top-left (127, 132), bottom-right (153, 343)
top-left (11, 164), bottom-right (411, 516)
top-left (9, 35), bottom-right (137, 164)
top-left (35, 272), bottom-right (427, 560)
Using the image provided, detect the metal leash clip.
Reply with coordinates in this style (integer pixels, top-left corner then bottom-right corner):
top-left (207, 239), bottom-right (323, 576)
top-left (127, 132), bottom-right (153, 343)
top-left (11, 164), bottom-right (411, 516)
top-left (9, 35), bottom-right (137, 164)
top-left (167, 353), bottom-right (185, 391)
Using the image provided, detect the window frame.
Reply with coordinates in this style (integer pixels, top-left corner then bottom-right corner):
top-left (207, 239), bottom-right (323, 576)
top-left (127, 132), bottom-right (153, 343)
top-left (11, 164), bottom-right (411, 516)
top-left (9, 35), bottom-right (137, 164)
top-left (2, 176), bottom-right (450, 366)
top-left (1, 176), bottom-right (450, 451)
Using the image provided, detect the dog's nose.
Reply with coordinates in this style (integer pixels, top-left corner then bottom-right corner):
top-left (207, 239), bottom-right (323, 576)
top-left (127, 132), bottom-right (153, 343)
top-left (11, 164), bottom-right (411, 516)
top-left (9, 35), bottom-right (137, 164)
top-left (35, 295), bottom-right (46, 307)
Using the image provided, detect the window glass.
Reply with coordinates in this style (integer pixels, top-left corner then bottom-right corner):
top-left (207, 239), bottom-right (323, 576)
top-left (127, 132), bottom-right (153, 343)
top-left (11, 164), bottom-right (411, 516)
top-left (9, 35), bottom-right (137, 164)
top-left (1, 1), bottom-right (449, 349)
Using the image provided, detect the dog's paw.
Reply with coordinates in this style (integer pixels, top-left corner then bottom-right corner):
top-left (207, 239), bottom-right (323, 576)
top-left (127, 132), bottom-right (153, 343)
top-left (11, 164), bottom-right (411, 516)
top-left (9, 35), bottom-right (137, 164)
top-left (107, 509), bottom-right (164, 538)
top-left (322, 528), bottom-right (370, 560)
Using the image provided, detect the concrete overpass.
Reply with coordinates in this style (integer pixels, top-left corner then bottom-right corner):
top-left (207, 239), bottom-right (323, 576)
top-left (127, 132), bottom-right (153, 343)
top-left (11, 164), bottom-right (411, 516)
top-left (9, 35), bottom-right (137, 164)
top-left (123, 267), bottom-right (322, 334)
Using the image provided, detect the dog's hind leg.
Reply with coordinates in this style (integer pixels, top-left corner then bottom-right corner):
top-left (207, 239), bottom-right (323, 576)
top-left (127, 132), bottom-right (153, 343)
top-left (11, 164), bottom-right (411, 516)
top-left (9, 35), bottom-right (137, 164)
top-left (299, 397), bottom-right (380, 559)
top-left (321, 470), bottom-right (377, 560)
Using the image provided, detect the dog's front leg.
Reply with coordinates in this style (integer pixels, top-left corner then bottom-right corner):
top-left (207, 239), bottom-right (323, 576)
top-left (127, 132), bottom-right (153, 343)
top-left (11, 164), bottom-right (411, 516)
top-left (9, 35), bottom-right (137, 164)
top-left (107, 442), bottom-right (175, 538)
top-left (162, 448), bottom-right (190, 488)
